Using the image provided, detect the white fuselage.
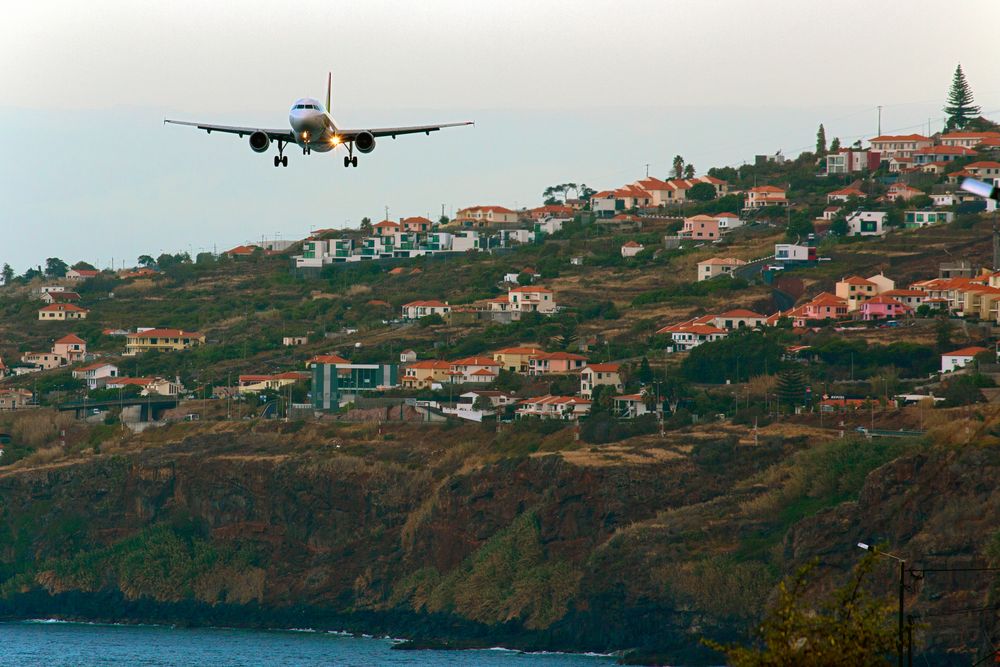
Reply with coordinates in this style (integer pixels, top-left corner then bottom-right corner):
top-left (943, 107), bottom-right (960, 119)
top-left (288, 97), bottom-right (338, 152)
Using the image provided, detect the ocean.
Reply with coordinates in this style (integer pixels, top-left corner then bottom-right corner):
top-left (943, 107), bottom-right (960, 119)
top-left (0, 620), bottom-right (617, 666)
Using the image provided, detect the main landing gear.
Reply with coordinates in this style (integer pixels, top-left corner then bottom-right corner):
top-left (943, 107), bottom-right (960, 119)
top-left (273, 140), bottom-right (288, 167)
top-left (343, 144), bottom-right (358, 168)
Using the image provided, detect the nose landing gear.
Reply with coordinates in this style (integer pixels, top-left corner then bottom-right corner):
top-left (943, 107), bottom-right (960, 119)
top-left (343, 144), bottom-right (358, 168)
top-left (273, 140), bottom-right (289, 167)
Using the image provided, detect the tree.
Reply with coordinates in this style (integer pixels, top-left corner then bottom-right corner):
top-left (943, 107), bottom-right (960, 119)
top-left (687, 182), bottom-right (717, 202)
top-left (0, 263), bottom-right (13, 285)
top-left (637, 357), bottom-right (653, 384)
top-left (704, 558), bottom-right (896, 666)
top-left (360, 217), bottom-right (373, 235)
top-left (944, 63), bottom-right (980, 130)
top-left (516, 271), bottom-right (533, 286)
top-left (941, 375), bottom-right (986, 407)
top-left (71, 261), bottom-right (96, 271)
top-left (22, 266), bottom-right (42, 281)
top-left (683, 163), bottom-right (695, 179)
top-left (934, 319), bottom-right (952, 352)
top-left (494, 368), bottom-right (524, 393)
top-left (44, 257), bottom-right (68, 278)
top-left (785, 210), bottom-right (815, 241)
top-left (830, 215), bottom-right (849, 237)
top-left (137, 255), bottom-right (156, 268)
top-left (672, 155), bottom-right (685, 179)
top-left (816, 123), bottom-right (827, 156)
top-left (829, 137), bottom-right (841, 152)
top-left (195, 252), bottom-right (215, 265)
top-left (776, 367), bottom-right (807, 409)
top-left (437, 215), bottom-right (449, 226)
top-left (156, 253), bottom-right (177, 270)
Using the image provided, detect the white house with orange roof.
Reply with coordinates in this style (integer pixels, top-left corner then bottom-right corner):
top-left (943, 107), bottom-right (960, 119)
top-left (941, 346), bottom-right (991, 374)
top-left (867, 134), bottom-right (932, 161)
top-left (65, 268), bottom-right (100, 281)
top-left (656, 316), bottom-right (728, 351)
top-left (400, 300), bottom-right (451, 320)
top-left (52, 334), bottom-right (87, 362)
top-left (883, 183), bottom-right (924, 202)
top-left (715, 211), bottom-right (743, 232)
top-left (507, 286), bottom-right (556, 316)
top-left (960, 161), bottom-right (1000, 179)
top-left (20, 351), bottom-right (67, 370)
top-left (455, 205), bottom-right (519, 227)
top-left (72, 362), bottom-right (120, 389)
top-left (528, 351), bottom-right (589, 375)
top-left (107, 377), bottom-right (183, 396)
top-left (912, 145), bottom-right (977, 165)
top-left (744, 185), bottom-right (788, 209)
top-left (621, 241), bottom-right (644, 258)
top-left (827, 186), bottom-right (866, 203)
top-left (938, 131), bottom-right (1000, 149)
top-left (697, 257), bottom-right (747, 281)
top-left (402, 360), bottom-right (453, 389)
top-left (38, 304), bottom-right (89, 321)
top-left (516, 395), bottom-right (591, 420)
top-left (580, 363), bottom-right (624, 398)
top-left (125, 328), bottom-right (205, 356)
top-left (879, 289), bottom-right (927, 309)
top-left (448, 357), bottom-right (502, 384)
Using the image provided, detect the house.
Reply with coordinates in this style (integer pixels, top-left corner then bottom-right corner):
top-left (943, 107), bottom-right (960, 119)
top-left (124, 328), bottom-right (205, 356)
top-left (819, 398), bottom-right (870, 413)
top-left (827, 186), bottom-right (866, 203)
top-left (498, 229), bottom-right (536, 246)
top-left (960, 161), bottom-right (1000, 179)
top-left (0, 389), bottom-right (34, 410)
top-left (454, 205), bottom-right (519, 227)
top-left (795, 293), bottom-right (848, 325)
top-left (534, 217), bottom-right (570, 236)
top-left (282, 336), bottom-right (308, 346)
top-left (507, 286), bottom-right (556, 316)
top-left (457, 390), bottom-right (516, 410)
top-left (656, 316), bottom-right (729, 351)
top-left (826, 147), bottom-right (880, 174)
top-left (744, 185), bottom-right (788, 209)
top-left (633, 176), bottom-right (730, 206)
top-left (712, 309), bottom-right (767, 330)
top-left (21, 351), bottom-right (67, 370)
top-left (879, 289), bottom-right (927, 309)
top-left (224, 245), bottom-right (259, 258)
top-left (931, 192), bottom-right (958, 207)
top-left (822, 206), bottom-right (842, 220)
top-left (400, 300), bottom-right (451, 320)
top-left (884, 183), bottom-right (924, 202)
top-left (938, 131), bottom-right (1000, 149)
top-left (53, 334), bottom-right (87, 362)
top-left (400, 216), bottom-right (433, 233)
top-left (835, 276), bottom-right (878, 311)
top-left (579, 363), bottom-right (624, 398)
top-left (37, 285), bottom-right (67, 295)
top-left (621, 241), bottom-right (645, 258)
top-left (373, 219), bottom-right (401, 236)
top-left (888, 156), bottom-right (914, 173)
top-left (912, 145), bottom-right (977, 165)
top-left (492, 346), bottom-right (545, 373)
top-left (846, 211), bottom-right (887, 236)
top-left (38, 304), bottom-right (89, 320)
top-left (400, 349), bottom-right (417, 363)
top-left (860, 296), bottom-right (912, 321)
top-left (715, 212), bottom-right (744, 232)
top-left (940, 346), bottom-right (990, 374)
top-left (681, 214), bottom-right (721, 240)
top-left (503, 267), bottom-right (540, 284)
top-left (65, 268), bottom-right (100, 281)
top-left (40, 291), bottom-right (81, 305)
top-left (527, 204), bottom-right (574, 220)
top-left (614, 393), bottom-right (654, 419)
top-left (102, 328), bottom-right (130, 337)
top-left (311, 361), bottom-right (399, 411)
top-left (107, 377), bottom-right (183, 396)
top-left (402, 360), bottom-right (452, 389)
top-left (305, 353), bottom-right (350, 368)
top-left (867, 134), bottom-right (933, 161)
top-left (119, 267), bottom-right (158, 279)
top-left (294, 238), bottom-right (354, 268)
top-left (73, 362), bottom-right (120, 389)
top-left (448, 357), bottom-right (502, 384)
top-left (528, 351), bottom-right (589, 375)
top-left (774, 244), bottom-right (816, 263)
top-left (905, 210), bottom-right (954, 228)
top-left (697, 257), bottom-right (746, 281)
top-left (237, 372), bottom-right (310, 394)
top-left (515, 395), bottom-right (591, 420)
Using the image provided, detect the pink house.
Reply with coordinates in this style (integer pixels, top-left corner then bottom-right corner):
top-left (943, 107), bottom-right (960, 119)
top-left (682, 215), bottom-right (721, 240)
top-left (528, 351), bottom-right (589, 375)
top-left (860, 296), bottom-right (912, 320)
top-left (793, 293), bottom-right (848, 326)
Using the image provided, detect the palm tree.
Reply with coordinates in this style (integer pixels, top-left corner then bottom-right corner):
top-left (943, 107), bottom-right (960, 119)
top-left (683, 163), bottom-right (695, 179)
top-left (672, 155), bottom-right (685, 179)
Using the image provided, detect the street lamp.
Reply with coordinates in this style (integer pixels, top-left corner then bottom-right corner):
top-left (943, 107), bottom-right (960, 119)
top-left (858, 542), bottom-right (908, 667)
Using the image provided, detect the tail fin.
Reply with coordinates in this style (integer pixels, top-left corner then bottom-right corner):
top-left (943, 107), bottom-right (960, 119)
top-left (325, 72), bottom-right (332, 114)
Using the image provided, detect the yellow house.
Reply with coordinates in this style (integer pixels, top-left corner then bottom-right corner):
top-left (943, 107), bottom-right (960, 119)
top-left (492, 346), bottom-right (544, 373)
top-left (125, 328), bottom-right (206, 356)
top-left (38, 304), bottom-right (89, 321)
top-left (401, 360), bottom-right (452, 389)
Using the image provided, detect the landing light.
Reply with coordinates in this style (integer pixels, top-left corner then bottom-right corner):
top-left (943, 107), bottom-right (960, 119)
top-left (330, 136), bottom-right (342, 145)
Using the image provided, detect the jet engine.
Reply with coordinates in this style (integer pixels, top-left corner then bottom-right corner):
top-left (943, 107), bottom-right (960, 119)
top-left (249, 131), bottom-right (271, 153)
top-left (354, 131), bottom-right (376, 154)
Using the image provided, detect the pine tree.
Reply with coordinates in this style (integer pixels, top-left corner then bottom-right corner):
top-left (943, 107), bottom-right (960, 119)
top-left (944, 64), bottom-right (980, 130)
top-left (816, 124), bottom-right (827, 156)
top-left (683, 163), bottom-right (695, 179)
top-left (0, 263), bottom-right (13, 285)
top-left (672, 155), bottom-right (685, 179)
top-left (829, 137), bottom-right (841, 152)
top-left (776, 367), bottom-right (807, 409)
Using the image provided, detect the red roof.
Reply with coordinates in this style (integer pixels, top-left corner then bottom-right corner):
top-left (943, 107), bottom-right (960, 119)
top-left (840, 275), bottom-right (876, 286)
top-left (406, 360), bottom-right (452, 370)
top-left (128, 328), bottom-right (203, 339)
top-left (39, 304), bottom-right (88, 313)
top-left (869, 134), bottom-right (930, 142)
top-left (374, 219), bottom-right (401, 228)
top-left (533, 351), bottom-right (588, 361)
top-left (749, 185), bottom-right (785, 193)
top-left (944, 346), bottom-right (989, 358)
top-left (584, 363), bottom-right (621, 373)
top-left (914, 145), bottom-right (977, 156)
top-left (451, 356), bottom-right (501, 367)
top-left (75, 361), bottom-right (115, 372)
top-left (494, 346), bottom-right (545, 355)
top-left (508, 286), bottom-right (552, 293)
top-left (309, 354), bottom-right (350, 365)
top-left (403, 300), bottom-right (449, 308)
top-left (226, 245), bottom-right (257, 255)
top-left (55, 334), bottom-right (86, 345)
top-left (622, 241), bottom-right (643, 248)
top-left (717, 309), bottom-right (765, 318)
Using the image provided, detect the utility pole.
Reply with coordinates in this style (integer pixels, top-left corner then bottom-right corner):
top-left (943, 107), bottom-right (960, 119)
top-left (644, 163), bottom-right (650, 178)
top-left (877, 105), bottom-right (882, 136)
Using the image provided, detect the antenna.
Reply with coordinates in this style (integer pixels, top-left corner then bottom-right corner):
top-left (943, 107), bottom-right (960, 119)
top-left (877, 105), bottom-right (882, 135)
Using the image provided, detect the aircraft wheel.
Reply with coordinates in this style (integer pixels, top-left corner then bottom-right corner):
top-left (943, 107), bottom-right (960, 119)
top-left (274, 156), bottom-right (280, 167)
top-left (281, 156), bottom-right (288, 167)
top-left (351, 156), bottom-right (358, 167)
top-left (344, 156), bottom-right (350, 168)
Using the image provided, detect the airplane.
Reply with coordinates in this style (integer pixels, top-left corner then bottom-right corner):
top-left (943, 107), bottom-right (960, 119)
top-left (164, 73), bottom-right (473, 168)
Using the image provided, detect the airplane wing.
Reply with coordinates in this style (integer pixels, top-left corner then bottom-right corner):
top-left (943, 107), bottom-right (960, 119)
top-left (163, 119), bottom-right (294, 142)
top-left (338, 121), bottom-right (474, 140)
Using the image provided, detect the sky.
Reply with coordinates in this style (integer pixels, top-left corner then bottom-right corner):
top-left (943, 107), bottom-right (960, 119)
top-left (2, 0), bottom-right (999, 273)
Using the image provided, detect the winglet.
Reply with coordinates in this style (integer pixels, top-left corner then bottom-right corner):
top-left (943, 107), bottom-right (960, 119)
top-left (326, 72), bottom-right (332, 114)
